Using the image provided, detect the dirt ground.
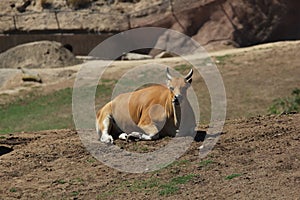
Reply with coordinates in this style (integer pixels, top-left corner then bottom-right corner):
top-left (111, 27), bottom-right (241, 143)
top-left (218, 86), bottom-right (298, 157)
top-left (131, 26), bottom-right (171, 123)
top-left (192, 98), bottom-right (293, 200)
top-left (0, 114), bottom-right (299, 199)
top-left (0, 41), bottom-right (300, 199)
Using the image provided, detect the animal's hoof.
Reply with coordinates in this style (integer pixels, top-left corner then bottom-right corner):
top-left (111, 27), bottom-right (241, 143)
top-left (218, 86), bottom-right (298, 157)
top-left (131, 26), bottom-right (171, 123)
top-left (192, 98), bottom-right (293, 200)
top-left (128, 132), bottom-right (142, 140)
top-left (100, 136), bottom-right (114, 144)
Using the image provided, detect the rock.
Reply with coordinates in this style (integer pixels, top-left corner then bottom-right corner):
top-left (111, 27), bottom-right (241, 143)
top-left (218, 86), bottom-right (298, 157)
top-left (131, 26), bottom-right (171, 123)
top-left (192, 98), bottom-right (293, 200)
top-left (66, 0), bottom-right (91, 9)
top-left (154, 51), bottom-right (174, 59)
top-left (121, 52), bottom-right (152, 60)
top-left (0, 69), bottom-right (21, 90)
top-left (21, 68), bottom-right (42, 83)
top-left (0, 41), bottom-right (81, 69)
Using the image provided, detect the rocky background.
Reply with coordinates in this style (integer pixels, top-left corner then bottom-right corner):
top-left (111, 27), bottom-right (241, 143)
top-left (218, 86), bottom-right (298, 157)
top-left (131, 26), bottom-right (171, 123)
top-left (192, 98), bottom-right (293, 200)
top-left (1, 0), bottom-right (300, 50)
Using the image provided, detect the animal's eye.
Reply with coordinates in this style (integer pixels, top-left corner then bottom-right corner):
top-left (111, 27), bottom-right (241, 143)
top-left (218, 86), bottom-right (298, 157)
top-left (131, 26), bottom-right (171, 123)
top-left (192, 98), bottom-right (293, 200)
top-left (169, 87), bottom-right (174, 91)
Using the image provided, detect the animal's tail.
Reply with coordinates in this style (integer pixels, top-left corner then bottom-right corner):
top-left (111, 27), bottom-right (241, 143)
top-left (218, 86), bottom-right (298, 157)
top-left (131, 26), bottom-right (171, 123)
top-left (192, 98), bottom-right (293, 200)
top-left (95, 119), bottom-right (101, 141)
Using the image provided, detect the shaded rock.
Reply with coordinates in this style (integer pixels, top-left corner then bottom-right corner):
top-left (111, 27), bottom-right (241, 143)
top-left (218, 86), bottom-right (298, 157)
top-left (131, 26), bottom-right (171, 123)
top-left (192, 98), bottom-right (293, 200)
top-left (16, 0), bottom-right (31, 13)
top-left (21, 68), bottom-right (42, 83)
top-left (0, 41), bottom-right (81, 69)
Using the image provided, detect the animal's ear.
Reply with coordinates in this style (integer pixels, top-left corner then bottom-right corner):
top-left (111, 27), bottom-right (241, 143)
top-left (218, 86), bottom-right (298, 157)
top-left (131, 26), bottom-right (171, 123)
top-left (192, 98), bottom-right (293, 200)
top-left (166, 79), bottom-right (172, 88)
top-left (166, 67), bottom-right (172, 80)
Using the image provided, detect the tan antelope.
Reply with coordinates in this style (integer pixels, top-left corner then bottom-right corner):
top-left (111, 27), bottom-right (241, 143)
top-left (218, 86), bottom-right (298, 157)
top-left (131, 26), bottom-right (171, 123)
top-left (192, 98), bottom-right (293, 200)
top-left (96, 68), bottom-right (196, 144)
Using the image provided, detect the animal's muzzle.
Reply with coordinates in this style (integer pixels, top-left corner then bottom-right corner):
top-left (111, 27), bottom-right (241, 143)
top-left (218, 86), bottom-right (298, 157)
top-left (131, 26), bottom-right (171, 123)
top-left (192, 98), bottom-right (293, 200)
top-left (173, 95), bottom-right (182, 105)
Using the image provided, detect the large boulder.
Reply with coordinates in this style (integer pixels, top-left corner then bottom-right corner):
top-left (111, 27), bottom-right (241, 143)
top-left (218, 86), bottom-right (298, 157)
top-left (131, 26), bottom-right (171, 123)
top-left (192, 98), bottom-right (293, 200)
top-left (0, 41), bottom-right (81, 69)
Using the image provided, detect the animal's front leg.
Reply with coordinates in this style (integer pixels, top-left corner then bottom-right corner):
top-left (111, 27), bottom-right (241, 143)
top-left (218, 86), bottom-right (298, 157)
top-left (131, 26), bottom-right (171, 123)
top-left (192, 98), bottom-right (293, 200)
top-left (99, 115), bottom-right (114, 144)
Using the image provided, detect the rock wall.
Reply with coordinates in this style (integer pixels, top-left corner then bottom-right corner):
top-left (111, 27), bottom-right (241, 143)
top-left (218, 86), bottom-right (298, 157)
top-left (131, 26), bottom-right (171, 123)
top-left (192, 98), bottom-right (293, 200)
top-left (140, 0), bottom-right (298, 50)
top-left (1, 0), bottom-right (300, 52)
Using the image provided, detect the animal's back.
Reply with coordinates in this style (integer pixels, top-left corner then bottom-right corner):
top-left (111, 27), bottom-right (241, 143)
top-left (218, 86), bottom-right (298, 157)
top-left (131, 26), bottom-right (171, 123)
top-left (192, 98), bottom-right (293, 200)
top-left (110, 84), bottom-right (171, 130)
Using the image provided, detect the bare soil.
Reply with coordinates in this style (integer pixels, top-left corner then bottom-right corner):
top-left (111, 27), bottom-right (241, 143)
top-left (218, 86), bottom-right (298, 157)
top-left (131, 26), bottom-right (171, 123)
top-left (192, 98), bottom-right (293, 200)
top-left (0, 114), bottom-right (299, 199)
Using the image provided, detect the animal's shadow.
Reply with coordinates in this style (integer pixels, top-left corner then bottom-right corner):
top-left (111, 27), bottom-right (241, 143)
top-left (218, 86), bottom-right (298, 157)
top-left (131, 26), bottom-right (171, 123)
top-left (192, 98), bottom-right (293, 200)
top-left (194, 130), bottom-right (207, 142)
top-left (0, 146), bottom-right (13, 156)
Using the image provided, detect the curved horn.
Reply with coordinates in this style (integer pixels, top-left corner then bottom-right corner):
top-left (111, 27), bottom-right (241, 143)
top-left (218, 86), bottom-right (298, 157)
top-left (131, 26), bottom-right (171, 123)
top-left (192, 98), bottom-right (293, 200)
top-left (185, 68), bottom-right (193, 80)
top-left (166, 67), bottom-right (172, 80)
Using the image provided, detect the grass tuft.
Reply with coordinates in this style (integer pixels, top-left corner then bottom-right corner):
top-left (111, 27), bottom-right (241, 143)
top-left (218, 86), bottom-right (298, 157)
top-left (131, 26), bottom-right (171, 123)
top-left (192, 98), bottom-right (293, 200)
top-left (199, 159), bottom-right (213, 168)
top-left (225, 173), bottom-right (242, 180)
top-left (9, 188), bottom-right (17, 193)
top-left (159, 184), bottom-right (179, 196)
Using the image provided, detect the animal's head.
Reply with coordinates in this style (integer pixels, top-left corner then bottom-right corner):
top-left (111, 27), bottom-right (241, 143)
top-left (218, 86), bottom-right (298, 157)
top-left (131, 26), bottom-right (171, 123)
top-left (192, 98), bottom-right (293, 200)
top-left (166, 67), bottom-right (193, 105)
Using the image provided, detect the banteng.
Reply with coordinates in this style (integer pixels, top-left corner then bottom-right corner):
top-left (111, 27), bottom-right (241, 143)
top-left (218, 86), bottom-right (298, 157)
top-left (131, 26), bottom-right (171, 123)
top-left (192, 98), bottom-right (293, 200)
top-left (96, 68), bottom-right (196, 144)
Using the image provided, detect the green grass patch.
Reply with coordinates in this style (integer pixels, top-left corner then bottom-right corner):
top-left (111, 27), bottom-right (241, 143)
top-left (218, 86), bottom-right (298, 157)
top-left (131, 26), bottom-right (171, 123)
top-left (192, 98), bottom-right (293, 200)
top-left (70, 191), bottom-right (79, 196)
top-left (123, 174), bottom-right (196, 197)
top-left (71, 177), bottom-right (84, 184)
top-left (215, 54), bottom-right (231, 65)
top-left (128, 178), bottom-right (160, 192)
top-left (268, 88), bottom-right (300, 114)
top-left (225, 173), bottom-right (242, 180)
top-left (97, 190), bottom-right (115, 199)
top-left (172, 159), bottom-right (191, 166)
top-left (166, 159), bottom-right (191, 169)
top-left (0, 81), bottom-right (115, 134)
top-left (96, 174), bottom-right (196, 197)
top-left (171, 174), bottom-right (195, 184)
top-left (158, 184), bottom-right (179, 196)
top-left (174, 64), bottom-right (192, 73)
top-left (86, 158), bottom-right (97, 163)
top-left (54, 179), bottom-right (67, 184)
top-left (199, 159), bottom-right (213, 167)
top-left (0, 88), bottom-right (73, 134)
top-left (151, 159), bottom-right (191, 174)
top-left (159, 174), bottom-right (195, 196)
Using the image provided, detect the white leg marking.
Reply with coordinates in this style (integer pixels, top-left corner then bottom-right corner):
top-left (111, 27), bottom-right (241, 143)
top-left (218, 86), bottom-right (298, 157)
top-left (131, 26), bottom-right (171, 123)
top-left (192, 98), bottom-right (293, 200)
top-left (127, 132), bottom-right (159, 141)
top-left (119, 133), bottom-right (128, 140)
top-left (100, 115), bottom-right (113, 144)
top-left (128, 132), bottom-right (143, 139)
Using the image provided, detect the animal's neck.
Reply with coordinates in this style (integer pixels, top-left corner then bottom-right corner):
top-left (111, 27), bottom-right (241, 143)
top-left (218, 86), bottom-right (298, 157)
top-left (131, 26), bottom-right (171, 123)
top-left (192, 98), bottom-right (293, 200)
top-left (166, 91), bottom-right (181, 128)
top-left (172, 103), bottom-right (181, 128)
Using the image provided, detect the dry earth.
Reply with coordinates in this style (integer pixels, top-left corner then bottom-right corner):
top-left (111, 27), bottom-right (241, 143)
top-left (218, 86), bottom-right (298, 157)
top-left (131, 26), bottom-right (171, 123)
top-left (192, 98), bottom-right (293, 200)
top-left (0, 114), bottom-right (299, 199)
